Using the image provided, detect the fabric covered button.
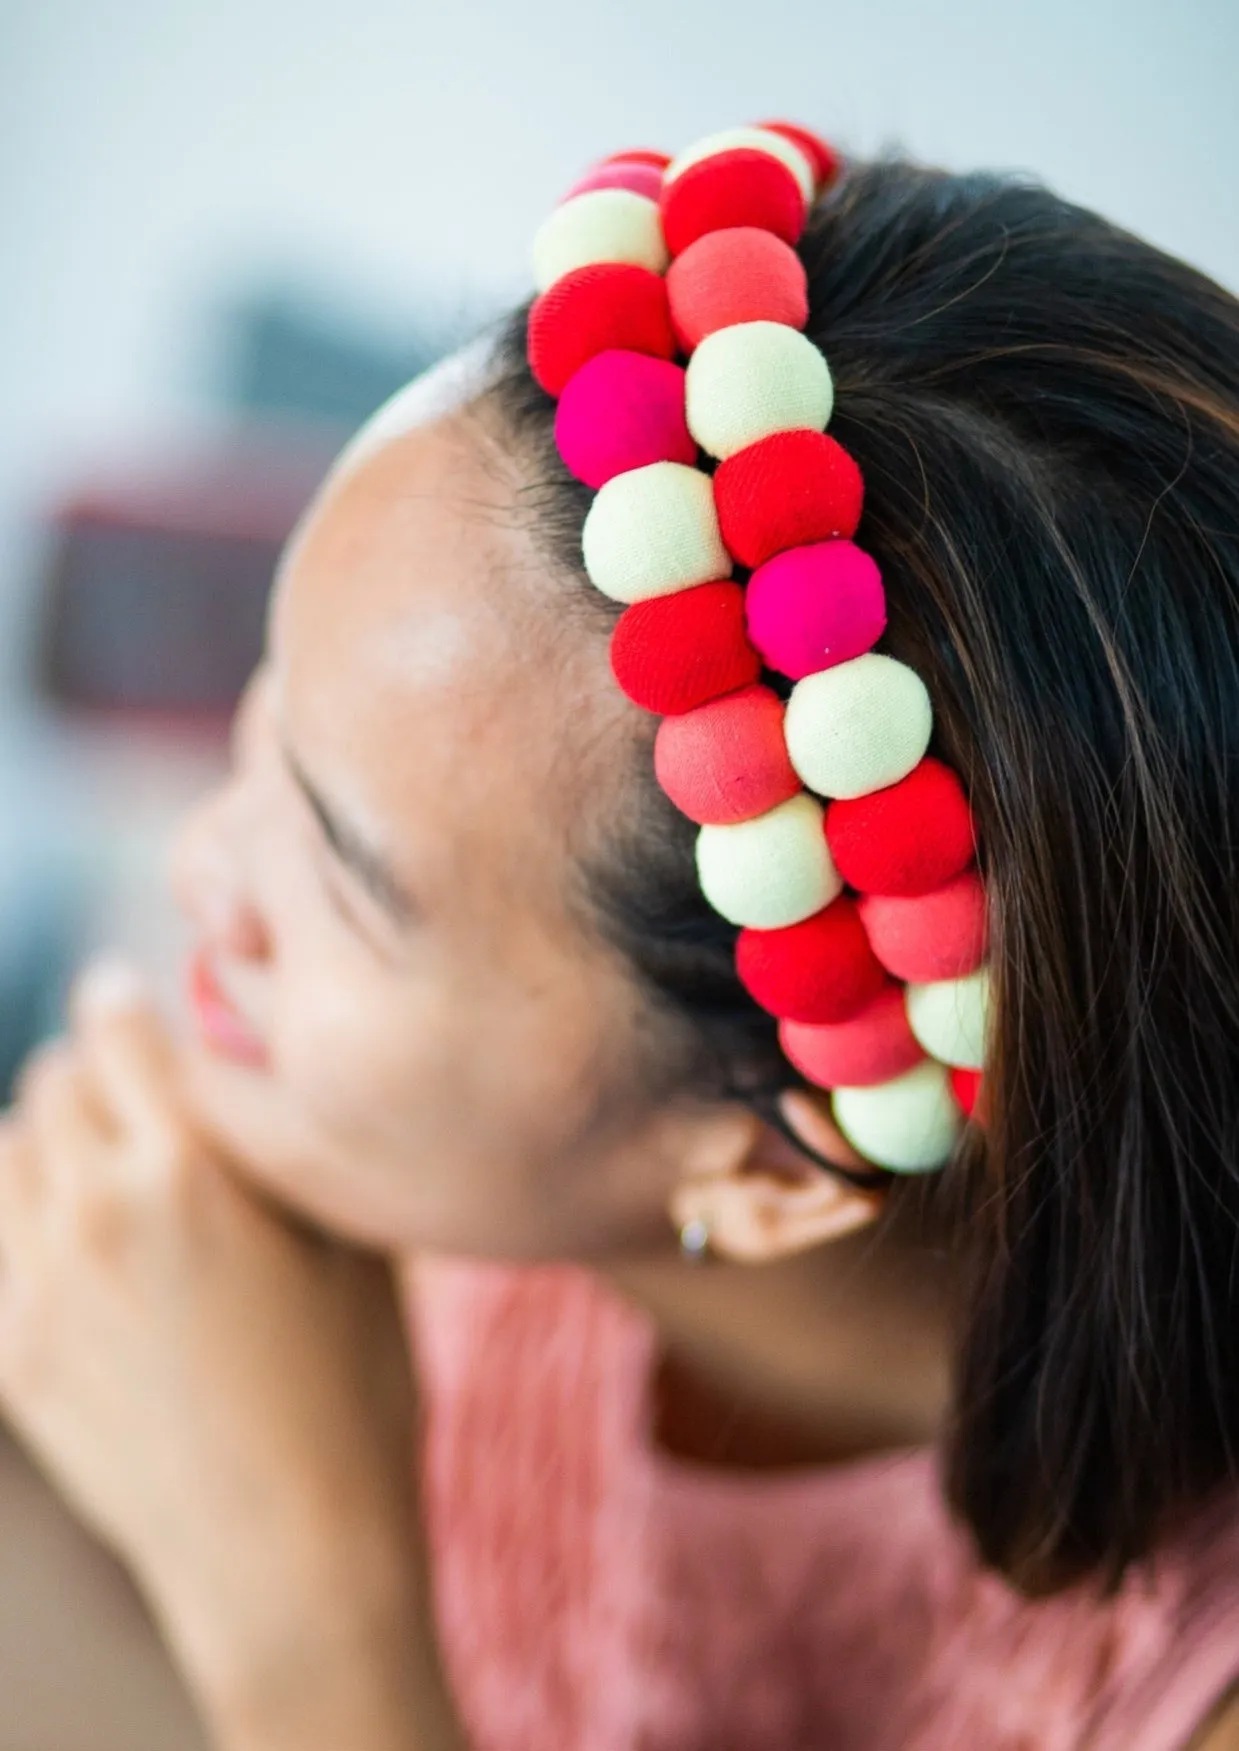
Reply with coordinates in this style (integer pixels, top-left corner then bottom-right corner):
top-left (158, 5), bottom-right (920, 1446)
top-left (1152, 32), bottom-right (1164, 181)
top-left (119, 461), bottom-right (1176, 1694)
top-left (714, 429), bottom-right (864, 569)
top-left (528, 263), bottom-right (675, 397)
top-left (556, 351), bottom-right (695, 488)
top-left (582, 462), bottom-right (731, 603)
top-left (905, 967), bottom-right (991, 1070)
top-left (565, 161), bottom-right (665, 203)
top-left (532, 189), bottom-right (668, 292)
top-left (950, 1066), bottom-right (984, 1120)
top-left (832, 1060), bottom-right (963, 1173)
top-left (756, 119), bottom-right (841, 190)
top-left (746, 540), bottom-right (887, 680)
top-left (779, 983), bottom-right (924, 1088)
top-left (857, 870), bottom-right (987, 983)
top-left (665, 126), bottom-right (815, 203)
top-left (686, 321), bottom-right (833, 461)
top-left (654, 685), bottom-right (800, 825)
top-left (609, 582), bottom-right (759, 714)
top-left (695, 793), bottom-right (840, 929)
top-left (666, 227), bottom-right (808, 352)
top-left (784, 653), bottom-right (932, 800)
top-left (736, 896), bottom-right (886, 1025)
top-left (660, 149), bottom-right (807, 258)
top-left (599, 148), bottom-right (672, 170)
top-left (824, 757), bottom-right (976, 895)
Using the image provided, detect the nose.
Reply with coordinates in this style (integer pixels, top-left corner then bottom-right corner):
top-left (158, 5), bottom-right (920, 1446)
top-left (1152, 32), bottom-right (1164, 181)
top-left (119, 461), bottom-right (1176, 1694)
top-left (169, 789), bottom-right (271, 961)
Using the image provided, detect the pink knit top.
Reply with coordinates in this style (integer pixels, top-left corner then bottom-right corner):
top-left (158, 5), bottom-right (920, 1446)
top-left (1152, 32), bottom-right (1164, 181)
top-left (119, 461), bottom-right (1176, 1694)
top-left (408, 1256), bottom-right (1239, 1751)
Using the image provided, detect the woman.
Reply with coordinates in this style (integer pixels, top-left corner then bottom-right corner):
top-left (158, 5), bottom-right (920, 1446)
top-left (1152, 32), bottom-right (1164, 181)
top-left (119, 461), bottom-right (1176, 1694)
top-left (2, 132), bottom-right (1239, 1749)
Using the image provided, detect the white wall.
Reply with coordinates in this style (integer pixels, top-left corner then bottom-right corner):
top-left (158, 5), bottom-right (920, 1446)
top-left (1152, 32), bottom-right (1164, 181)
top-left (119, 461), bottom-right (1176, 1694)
top-left (0, 0), bottom-right (1235, 990)
top-left (2, 0), bottom-right (1237, 617)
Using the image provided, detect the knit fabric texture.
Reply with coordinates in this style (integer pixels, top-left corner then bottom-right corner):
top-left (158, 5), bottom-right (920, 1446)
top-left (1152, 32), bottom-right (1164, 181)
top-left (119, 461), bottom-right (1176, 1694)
top-left (411, 1255), bottom-right (1239, 1751)
top-left (653, 684), bottom-right (801, 825)
top-left (609, 583), bottom-right (760, 714)
top-left (784, 653), bottom-right (933, 800)
top-left (779, 981), bottom-right (925, 1089)
top-left (745, 539), bottom-right (888, 680)
top-left (556, 349), bottom-right (695, 487)
top-left (736, 896), bottom-right (887, 1024)
top-left (582, 462), bottom-right (731, 603)
top-left (714, 428), bottom-right (864, 568)
top-left (659, 147), bottom-right (807, 256)
top-left (858, 871), bottom-right (988, 983)
top-left (696, 792), bottom-right (842, 929)
top-left (832, 1060), bottom-right (964, 1172)
top-left (666, 226), bottom-right (809, 352)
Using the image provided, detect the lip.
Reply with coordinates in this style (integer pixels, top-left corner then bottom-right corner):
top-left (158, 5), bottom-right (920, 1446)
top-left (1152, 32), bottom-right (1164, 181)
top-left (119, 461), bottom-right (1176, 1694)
top-left (186, 948), bottom-right (271, 1069)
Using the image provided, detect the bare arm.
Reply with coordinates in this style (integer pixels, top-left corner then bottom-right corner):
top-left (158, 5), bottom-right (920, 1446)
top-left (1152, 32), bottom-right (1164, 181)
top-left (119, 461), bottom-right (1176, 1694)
top-left (0, 976), bottom-right (468, 1751)
top-left (203, 1572), bottom-right (466, 1751)
top-left (1188, 1679), bottom-right (1239, 1751)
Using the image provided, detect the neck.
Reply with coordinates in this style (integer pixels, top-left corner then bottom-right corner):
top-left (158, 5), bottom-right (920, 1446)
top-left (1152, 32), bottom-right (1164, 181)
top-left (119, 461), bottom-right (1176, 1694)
top-left (599, 1214), bottom-right (956, 1469)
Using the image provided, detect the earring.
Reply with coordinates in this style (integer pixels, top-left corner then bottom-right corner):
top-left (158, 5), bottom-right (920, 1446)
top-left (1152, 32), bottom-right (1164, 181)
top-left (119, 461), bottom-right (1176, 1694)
top-left (679, 1213), bottom-right (712, 1263)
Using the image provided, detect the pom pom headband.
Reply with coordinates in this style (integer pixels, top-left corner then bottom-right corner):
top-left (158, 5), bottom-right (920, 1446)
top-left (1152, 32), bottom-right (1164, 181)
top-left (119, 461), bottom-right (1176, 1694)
top-left (527, 123), bottom-right (989, 1175)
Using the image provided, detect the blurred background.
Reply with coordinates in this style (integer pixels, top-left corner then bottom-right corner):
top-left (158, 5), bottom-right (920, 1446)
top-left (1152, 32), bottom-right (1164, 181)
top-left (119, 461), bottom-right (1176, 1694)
top-left (0, 0), bottom-right (1237, 1743)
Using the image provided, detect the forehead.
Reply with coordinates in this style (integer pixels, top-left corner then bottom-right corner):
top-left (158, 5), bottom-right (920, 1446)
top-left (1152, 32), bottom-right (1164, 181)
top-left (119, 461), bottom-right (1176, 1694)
top-left (269, 414), bottom-right (609, 919)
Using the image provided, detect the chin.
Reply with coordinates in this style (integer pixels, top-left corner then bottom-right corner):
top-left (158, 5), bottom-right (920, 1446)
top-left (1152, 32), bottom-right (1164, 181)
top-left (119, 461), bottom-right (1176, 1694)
top-left (180, 1044), bottom-right (366, 1234)
top-left (179, 1043), bottom-right (586, 1261)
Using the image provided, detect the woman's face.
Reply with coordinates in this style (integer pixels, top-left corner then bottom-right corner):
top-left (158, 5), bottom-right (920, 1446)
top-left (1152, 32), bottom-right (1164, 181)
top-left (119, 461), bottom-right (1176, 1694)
top-left (171, 408), bottom-right (698, 1259)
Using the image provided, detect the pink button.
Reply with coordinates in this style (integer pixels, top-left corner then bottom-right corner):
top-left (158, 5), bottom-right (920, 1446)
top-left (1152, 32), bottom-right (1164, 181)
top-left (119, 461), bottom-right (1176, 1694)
top-left (555, 350), bottom-right (696, 488)
top-left (666, 226), bottom-right (808, 351)
top-left (564, 160), bottom-right (665, 203)
top-left (778, 984), bottom-right (925, 1088)
top-left (858, 870), bottom-right (987, 983)
top-left (746, 540), bottom-right (887, 681)
top-left (654, 684), bottom-right (800, 824)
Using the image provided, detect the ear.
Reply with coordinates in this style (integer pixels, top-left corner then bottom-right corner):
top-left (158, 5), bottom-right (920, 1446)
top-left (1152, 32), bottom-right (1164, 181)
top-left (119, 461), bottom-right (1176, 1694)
top-left (668, 1088), bottom-right (886, 1265)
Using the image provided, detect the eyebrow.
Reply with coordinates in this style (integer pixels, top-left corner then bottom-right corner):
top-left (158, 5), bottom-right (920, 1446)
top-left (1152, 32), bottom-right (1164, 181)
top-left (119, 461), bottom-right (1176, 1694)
top-left (282, 744), bottom-right (417, 928)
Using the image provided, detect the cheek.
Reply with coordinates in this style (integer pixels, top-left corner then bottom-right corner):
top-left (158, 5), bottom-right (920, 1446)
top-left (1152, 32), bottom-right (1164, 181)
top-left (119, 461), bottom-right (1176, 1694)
top-left (261, 926), bottom-right (619, 1234)
top-left (273, 954), bottom-right (438, 1144)
top-left (260, 885), bottom-right (487, 1178)
top-left (261, 962), bottom-right (561, 1252)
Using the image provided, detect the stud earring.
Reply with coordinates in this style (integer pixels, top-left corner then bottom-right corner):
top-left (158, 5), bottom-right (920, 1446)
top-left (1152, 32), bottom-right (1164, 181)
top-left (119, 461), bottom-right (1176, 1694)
top-left (679, 1213), bottom-right (712, 1262)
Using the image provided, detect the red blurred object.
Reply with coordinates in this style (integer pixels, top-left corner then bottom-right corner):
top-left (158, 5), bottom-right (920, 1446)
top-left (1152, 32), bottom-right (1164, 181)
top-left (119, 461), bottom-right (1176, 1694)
top-left (659, 149), bottom-right (806, 257)
top-left (36, 435), bottom-right (331, 723)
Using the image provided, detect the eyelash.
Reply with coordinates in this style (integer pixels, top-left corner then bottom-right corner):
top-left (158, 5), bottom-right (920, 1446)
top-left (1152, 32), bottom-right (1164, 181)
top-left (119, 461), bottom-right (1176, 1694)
top-left (284, 762), bottom-right (403, 951)
top-left (311, 839), bottom-right (377, 938)
top-left (318, 856), bottom-right (361, 925)
top-left (288, 783), bottom-right (369, 936)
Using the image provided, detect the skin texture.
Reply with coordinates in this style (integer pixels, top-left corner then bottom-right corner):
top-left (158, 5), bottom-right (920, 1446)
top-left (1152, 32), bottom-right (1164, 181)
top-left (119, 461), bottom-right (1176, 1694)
top-left (4, 399), bottom-right (1236, 1746)
top-left (0, 404), bottom-right (964, 1746)
top-left (172, 410), bottom-right (889, 1269)
top-left (0, 400), bottom-right (1022, 1751)
top-left (0, 975), bottom-right (459, 1751)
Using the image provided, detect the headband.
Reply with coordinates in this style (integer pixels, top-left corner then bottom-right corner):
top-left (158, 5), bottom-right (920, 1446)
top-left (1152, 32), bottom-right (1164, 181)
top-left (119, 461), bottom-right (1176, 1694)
top-left (526, 123), bottom-right (989, 1174)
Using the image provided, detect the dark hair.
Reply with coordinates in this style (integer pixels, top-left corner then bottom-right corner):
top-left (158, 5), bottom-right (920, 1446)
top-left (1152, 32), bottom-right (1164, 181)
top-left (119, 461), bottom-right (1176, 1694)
top-left (483, 159), bottom-right (1239, 1598)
